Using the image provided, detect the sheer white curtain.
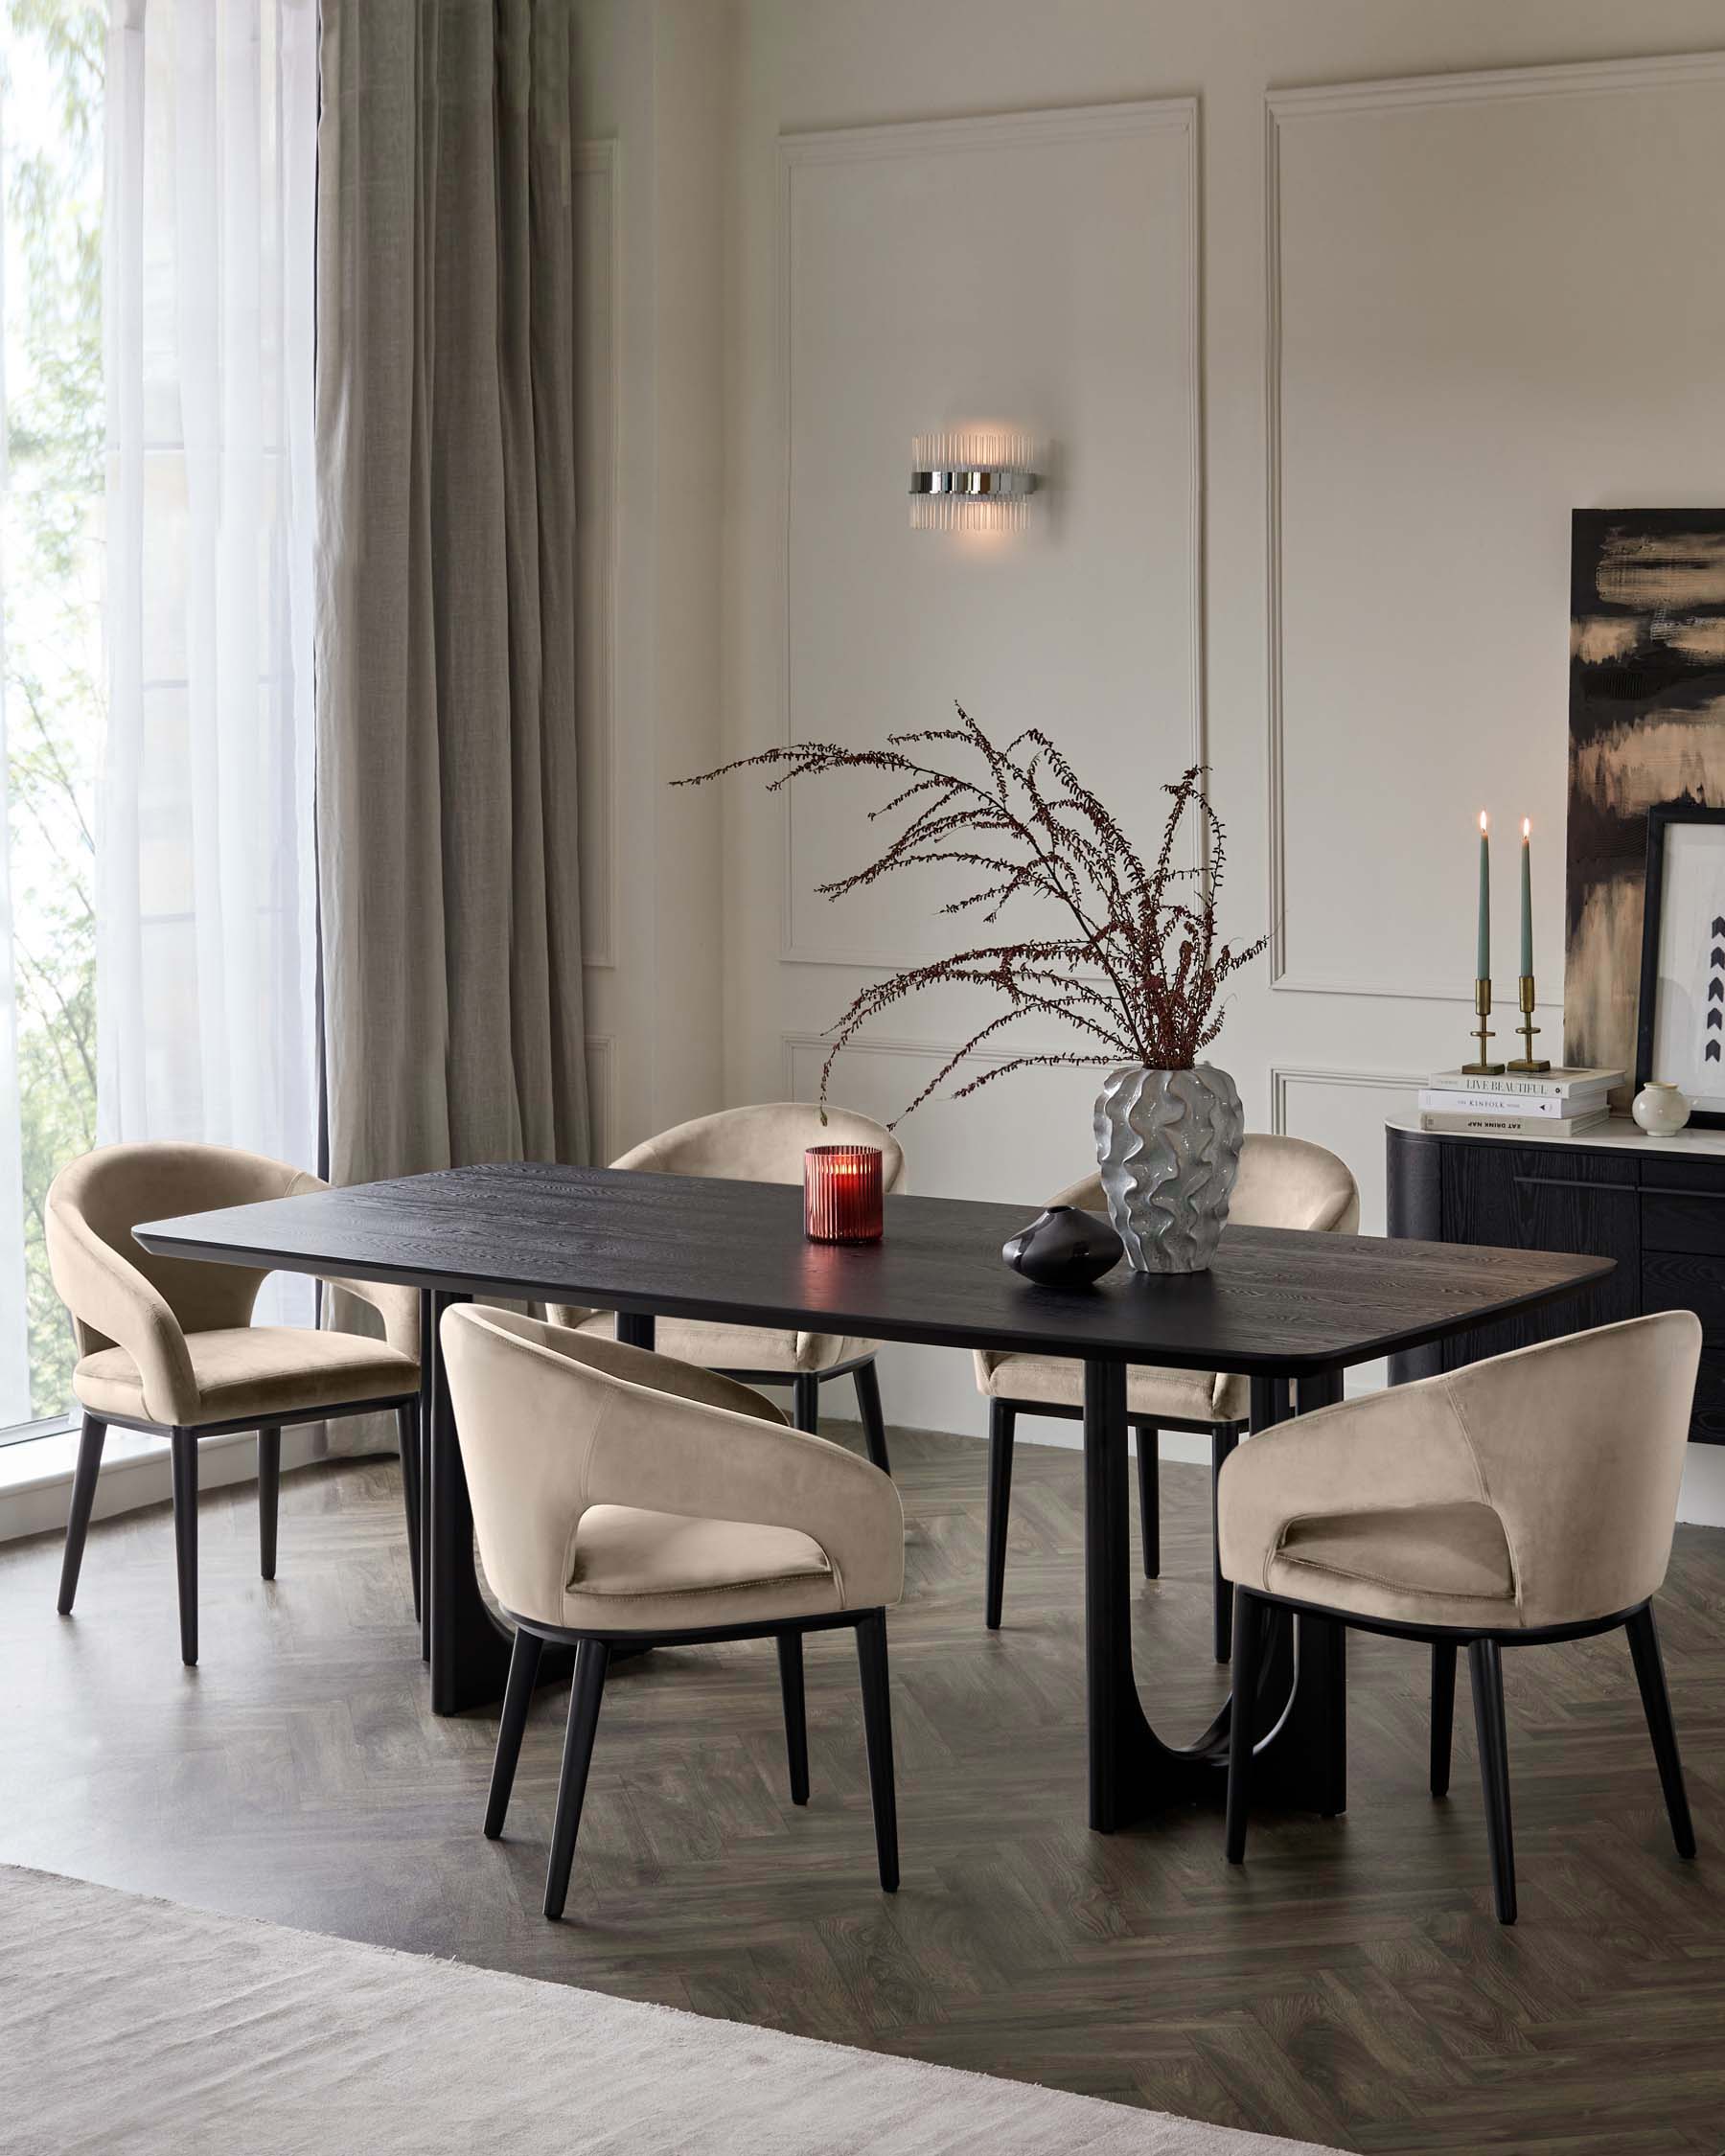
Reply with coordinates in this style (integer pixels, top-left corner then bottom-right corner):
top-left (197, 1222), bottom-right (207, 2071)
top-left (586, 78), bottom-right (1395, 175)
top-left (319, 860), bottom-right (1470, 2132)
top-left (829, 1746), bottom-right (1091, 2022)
top-left (100, 0), bottom-right (318, 1322)
top-left (0, 132), bottom-right (36, 1427)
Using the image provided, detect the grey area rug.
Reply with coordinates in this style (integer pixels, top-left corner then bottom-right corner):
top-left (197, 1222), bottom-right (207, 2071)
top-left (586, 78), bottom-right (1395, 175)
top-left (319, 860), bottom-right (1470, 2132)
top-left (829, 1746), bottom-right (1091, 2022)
top-left (0, 1867), bottom-right (1342, 2154)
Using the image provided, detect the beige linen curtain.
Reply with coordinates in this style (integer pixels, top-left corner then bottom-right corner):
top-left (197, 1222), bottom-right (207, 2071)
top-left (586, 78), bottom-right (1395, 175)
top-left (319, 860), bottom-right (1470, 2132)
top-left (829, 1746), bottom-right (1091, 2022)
top-left (314, 0), bottom-right (590, 1447)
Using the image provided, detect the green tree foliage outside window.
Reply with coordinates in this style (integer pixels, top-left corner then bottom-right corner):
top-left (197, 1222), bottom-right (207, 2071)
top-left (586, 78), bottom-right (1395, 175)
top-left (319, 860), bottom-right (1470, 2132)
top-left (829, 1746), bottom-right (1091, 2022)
top-left (2, 1), bottom-right (104, 1421)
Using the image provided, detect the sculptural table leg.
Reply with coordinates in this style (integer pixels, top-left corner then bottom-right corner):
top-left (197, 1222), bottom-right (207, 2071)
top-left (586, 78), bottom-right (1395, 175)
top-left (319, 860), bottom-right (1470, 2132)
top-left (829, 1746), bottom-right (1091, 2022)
top-left (1082, 1356), bottom-right (1346, 1832)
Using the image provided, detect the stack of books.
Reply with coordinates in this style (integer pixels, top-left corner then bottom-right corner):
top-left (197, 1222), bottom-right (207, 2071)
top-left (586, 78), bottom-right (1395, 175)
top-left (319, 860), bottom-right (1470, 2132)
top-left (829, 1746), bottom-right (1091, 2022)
top-left (1417, 1067), bottom-right (1622, 1137)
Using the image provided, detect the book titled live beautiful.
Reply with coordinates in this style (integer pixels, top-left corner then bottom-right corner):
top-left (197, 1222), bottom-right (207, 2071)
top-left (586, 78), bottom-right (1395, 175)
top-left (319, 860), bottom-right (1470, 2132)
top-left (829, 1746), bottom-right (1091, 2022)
top-left (1423, 1067), bottom-right (1622, 1103)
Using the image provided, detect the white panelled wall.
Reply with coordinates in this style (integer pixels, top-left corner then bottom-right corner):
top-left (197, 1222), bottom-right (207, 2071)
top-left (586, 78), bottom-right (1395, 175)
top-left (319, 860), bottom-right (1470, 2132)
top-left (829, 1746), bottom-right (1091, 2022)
top-left (572, 0), bottom-right (731, 1169)
top-left (571, 0), bottom-right (1725, 1522)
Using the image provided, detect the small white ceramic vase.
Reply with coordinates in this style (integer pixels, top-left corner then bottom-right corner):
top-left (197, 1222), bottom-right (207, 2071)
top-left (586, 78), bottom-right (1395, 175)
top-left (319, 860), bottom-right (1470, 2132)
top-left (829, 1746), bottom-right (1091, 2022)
top-left (1632, 1080), bottom-right (1691, 1138)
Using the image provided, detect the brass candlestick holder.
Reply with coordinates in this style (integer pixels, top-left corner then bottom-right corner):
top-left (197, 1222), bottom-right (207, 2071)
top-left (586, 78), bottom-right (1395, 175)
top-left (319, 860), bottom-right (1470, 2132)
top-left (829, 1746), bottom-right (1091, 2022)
top-left (1506, 974), bottom-right (1551, 1072)
top-left (1462, 977), bottom-right (1505, 1075)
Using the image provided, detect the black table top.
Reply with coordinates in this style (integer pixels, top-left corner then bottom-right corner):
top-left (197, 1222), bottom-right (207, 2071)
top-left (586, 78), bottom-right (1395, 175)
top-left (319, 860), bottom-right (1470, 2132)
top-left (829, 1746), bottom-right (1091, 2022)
top-left (133, 1161), bottom-right (1613, 1378)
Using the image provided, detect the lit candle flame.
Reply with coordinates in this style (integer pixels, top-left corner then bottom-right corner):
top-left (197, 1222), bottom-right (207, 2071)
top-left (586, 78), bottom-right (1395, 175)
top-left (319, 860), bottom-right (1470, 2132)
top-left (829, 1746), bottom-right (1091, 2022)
top-left (1522, 817), bottom-right (1530, 838)
top-left (1479, 810), bottom-right (1488, 834)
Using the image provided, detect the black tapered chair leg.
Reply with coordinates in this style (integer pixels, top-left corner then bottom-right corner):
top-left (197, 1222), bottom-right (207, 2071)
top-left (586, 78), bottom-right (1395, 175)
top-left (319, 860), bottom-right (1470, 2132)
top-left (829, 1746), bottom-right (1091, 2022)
top-left (396, 1401), bottom-right (423, 1620)
top-left (793, 1372), bottom-right (821, 1435)
top-left (1430, 1641), bottom-right (1457, 1799)
top-left (852, 1360), bottom-right (891, 1476)
top-left (1625, 1604), bottom-right (1696, 1859)
top-left (777, 1630), bottom-right (811, 1805)
top-left (57, 1414), bottom-right (107, 1616)
top-left (544, 1639), bottom-right (610, 1919)
top-left (1211, 1425), bottom-right (1241, 1663)
top-left (983, 1399), bottom-right (1015, 1631)
top-left (854, 1609), bottom-right (898, 1892)
top-left (170, 1428), bottom-right (199, 1667)
top-left (1226, 1588), bottom-right (1265, 1864)
top-left (1468, 1638), bottom-right (1516, 1923)
top-left (485, 1625), bottom-right (545, 1839)
top-left (1136, 1423), bottom-right (1160, 1579)
top-left (257, 1425), bottom-right (282, 1581)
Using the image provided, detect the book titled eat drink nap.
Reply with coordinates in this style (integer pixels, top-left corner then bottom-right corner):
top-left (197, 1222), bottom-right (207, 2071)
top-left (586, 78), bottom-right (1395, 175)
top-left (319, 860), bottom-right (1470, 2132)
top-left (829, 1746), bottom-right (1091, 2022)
top-left (1418, 1108), bottom-right (1611, 1137)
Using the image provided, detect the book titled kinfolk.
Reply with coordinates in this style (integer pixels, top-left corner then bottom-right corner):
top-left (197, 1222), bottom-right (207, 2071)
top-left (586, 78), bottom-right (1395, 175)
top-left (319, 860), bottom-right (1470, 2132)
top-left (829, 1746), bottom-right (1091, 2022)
top-left (1419, 1088), bottom-right (1590, 1117)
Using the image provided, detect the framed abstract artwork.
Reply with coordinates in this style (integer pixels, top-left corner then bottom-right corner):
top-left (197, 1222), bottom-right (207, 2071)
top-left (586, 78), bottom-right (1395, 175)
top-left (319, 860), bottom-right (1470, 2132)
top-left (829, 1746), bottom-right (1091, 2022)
top-left (1635, 803), bottom-right (1725, 1128)
top-left (1564, 510), bottom-right (1725, 1102)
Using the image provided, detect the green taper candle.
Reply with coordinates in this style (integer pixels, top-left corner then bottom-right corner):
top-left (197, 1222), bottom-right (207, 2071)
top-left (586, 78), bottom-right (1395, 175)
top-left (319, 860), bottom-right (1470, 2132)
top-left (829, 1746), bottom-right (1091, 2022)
top-left (1519, 817), bottom-right (1532, 976)
top-left (1477, 811), bottom-right (1490, 979)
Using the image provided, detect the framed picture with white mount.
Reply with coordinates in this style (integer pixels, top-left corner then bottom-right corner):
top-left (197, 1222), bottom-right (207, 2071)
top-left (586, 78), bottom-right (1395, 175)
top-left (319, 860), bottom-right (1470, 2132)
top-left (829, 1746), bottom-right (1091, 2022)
top-left (1634, 800), bottom-right (1725, 1131)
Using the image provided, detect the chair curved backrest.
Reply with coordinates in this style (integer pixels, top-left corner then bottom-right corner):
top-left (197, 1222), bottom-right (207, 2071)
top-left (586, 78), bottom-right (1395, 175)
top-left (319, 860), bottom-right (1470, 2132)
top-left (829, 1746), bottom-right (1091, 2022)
top-left (1052, 1132), bottom-right (1358, 1235)
top-left (441, 1305), bottom-right (903, 1628)
top-left (1444, 1311), bottom-right (1699, 1625)
top-left (614, 1102), bottom-right (907, 1194)
top-left (1219, 1311), bottom-right (1701, 1632)
top-left (46, 1141), bottom-right (309, 1357)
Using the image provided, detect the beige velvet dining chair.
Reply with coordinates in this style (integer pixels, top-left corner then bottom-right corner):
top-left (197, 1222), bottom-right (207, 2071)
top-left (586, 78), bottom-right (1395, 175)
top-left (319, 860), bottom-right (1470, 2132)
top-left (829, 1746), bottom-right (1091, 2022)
top-left (45, 1142), bottom-right (421, 1665)
top-left (440, 1305), bottom-right (905, 1919)
top-left (976, 1134), bottom-right (1358, 1657)
top-left (1219, 1312), bottom-right (1702, 1924)
top-left (547, 1103), bottom-right (907, 1470)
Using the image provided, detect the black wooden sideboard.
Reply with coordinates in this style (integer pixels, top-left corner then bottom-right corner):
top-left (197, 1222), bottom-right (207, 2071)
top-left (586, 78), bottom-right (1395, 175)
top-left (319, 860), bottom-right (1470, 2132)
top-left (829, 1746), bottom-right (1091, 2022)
top-left (1386, 1119), bottom-right (1725, 1444)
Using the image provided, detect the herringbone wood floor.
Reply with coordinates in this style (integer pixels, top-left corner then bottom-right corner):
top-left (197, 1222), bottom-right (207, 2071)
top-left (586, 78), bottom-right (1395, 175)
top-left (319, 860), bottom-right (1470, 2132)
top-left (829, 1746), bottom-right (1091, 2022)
top-left (2, 1423), bottom-right (1722, 2153)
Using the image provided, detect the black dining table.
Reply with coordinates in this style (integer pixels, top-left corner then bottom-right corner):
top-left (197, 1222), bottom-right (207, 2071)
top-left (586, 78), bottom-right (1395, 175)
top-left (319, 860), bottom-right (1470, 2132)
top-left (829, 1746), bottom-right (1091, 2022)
top-left (135, 1163), bottom-right (1611, 1833)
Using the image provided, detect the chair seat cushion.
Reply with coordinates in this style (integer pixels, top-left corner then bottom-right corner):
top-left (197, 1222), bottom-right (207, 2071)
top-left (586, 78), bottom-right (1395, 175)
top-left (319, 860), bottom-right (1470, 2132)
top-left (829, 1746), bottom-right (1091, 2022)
top-left (74, 1327), bottom-right (418, 1428)
top-left (977, 1350), bottom-right (1246, 1427)
top-left (569, 1312), bottom-right (871, 1377)
top-left (561, 1504), bottom-right (840, 1632)
top-left (1264, 1499), bottom-right (1516, 1626)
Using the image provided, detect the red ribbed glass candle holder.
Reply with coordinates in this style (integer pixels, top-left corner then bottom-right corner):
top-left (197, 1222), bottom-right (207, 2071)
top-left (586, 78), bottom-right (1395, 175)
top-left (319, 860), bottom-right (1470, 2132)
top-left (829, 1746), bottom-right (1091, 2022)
top-left (803, 1144), bottom-right (884, 1244)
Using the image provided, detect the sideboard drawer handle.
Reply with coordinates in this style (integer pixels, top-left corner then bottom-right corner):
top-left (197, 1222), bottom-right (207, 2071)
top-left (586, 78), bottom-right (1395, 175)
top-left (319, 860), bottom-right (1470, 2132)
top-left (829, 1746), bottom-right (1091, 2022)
top-left (1510, 1177), bottom-right (1637, 1195)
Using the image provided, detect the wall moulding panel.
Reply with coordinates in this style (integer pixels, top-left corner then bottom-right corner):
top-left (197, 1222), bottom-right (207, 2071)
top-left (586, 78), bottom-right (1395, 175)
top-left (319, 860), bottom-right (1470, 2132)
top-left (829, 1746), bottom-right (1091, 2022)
top-left (1264, 50), bottom-right (1725, 1004)
top-left (575, 139), bottom-right (621, 972)
top-left (1268, 1064), bottom-right (1423, 1237)
top-left (1270, 1064), bottom-right (1424, 1394)
top-left (781, 1025), bottom-right (1022, 1097)
top-left (776, 99), bottom-right (1204, 975)
top-left (781, 1029), bottom-right (1115, 1208)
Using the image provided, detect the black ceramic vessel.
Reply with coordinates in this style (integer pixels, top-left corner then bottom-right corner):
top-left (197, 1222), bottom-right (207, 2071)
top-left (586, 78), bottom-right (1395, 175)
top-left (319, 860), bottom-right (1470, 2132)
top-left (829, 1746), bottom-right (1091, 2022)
top-left (1001, 1204), bottom-right (1123, 1288)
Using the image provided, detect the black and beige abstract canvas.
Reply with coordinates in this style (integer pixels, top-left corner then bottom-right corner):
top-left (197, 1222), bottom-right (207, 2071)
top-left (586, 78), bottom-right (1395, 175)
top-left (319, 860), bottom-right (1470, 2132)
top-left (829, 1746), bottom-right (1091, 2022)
top-left (1564, 509), bottom-right (1725, 1091)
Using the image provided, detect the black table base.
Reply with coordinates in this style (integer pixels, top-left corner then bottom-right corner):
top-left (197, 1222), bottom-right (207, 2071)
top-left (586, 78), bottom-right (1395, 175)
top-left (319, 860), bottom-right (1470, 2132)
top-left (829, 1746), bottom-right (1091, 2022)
top-left (1083, 1361), bottom-right (1346, 1831)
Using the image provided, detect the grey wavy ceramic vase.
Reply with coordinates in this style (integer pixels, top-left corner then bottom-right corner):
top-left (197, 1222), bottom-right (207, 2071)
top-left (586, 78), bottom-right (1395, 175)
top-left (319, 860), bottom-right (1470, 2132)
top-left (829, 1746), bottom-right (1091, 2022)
top-left (1092, 1063), bottom-right (1245, 1275)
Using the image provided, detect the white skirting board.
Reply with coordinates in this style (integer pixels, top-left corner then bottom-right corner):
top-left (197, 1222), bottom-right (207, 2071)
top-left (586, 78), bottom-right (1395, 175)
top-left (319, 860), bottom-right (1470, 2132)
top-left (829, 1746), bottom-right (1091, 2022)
top-left (1679, 1447), bottom-right (1725, 1529)
top-left (0, 1422), bottom-right (334, 1547)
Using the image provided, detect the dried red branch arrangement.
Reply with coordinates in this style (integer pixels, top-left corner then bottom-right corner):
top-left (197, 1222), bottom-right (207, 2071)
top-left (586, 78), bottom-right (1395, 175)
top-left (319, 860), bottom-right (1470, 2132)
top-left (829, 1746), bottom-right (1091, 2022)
top-left (679, 707), bottom-right (1267, 1122)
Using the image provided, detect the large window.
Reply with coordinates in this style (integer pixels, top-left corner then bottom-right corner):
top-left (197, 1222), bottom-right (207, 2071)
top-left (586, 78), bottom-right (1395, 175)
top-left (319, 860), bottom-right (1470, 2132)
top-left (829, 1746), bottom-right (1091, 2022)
top-left (0, 3), bottom-right (103, 1435)
top-left (0, 1), bottom-right (318, 1446)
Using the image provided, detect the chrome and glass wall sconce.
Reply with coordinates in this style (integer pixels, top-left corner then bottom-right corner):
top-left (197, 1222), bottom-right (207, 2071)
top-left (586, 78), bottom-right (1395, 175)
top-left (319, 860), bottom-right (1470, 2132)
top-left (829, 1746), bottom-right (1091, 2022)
top-left (908, 429), bottom-right (1041, 533)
